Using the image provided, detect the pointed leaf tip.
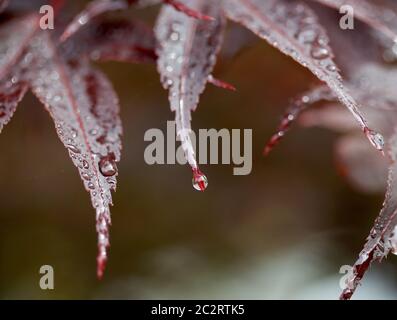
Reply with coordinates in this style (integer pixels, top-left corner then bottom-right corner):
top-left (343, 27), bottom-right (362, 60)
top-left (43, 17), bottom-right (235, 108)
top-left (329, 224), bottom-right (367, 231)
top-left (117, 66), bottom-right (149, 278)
top-left (192, 168), bottom-right (208, 191)
top-left (264, 86), bottom-right (334, 156)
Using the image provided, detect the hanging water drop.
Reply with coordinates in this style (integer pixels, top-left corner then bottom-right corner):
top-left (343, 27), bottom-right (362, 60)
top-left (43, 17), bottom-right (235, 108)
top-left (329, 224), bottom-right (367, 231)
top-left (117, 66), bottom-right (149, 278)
top-left (82, 172), bottom-right (91, 180)
top-left (192, 168), bottom-right (208, 191)
top-left (78, 15), bottom-right (88, 25)
top-left (89, 128), bottom-right (98, 136)
top-left (70, 128), bottom-right (78, 138)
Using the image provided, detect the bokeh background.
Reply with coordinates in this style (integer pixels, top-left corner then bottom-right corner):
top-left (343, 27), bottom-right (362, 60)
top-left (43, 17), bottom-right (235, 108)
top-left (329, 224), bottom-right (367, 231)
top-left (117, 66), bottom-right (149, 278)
top-left (0, 1), bottom-right (396, 299)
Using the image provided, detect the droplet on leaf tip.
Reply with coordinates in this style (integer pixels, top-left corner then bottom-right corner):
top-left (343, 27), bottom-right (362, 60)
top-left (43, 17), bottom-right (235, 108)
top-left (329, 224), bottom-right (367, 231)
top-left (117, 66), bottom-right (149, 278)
top-left (192, 168), bottom-right (208, 191)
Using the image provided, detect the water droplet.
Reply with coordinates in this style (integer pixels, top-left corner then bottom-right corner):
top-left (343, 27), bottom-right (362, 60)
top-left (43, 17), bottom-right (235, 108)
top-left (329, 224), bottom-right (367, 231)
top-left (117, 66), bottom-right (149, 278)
top-left (170, 32), bottom-right (180, 41)
top-left (326, 64), bottom-right (337, 72)
top-left (82, 172), bottom-right (91, 180)
top-left (67, 144), bottom-right (81, 154)
top-left (192, 168), bottom-right (208, 191)
top-left (311, 47), bottom-right (329, 60)
top-left (70, 128), bottom-right (78, 138)
top-left (78, 15), bottom-right (88, 25)
top-left (365, 128), bottom-right (385, 151)
top-left (82, 160), bottom-right (89, 169)
top-left (99, 156), bottom-right (118, 177)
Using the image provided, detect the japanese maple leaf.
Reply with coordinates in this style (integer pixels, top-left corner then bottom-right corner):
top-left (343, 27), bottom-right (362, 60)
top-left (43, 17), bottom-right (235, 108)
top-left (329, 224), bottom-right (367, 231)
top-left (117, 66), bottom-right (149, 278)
top-left (282, 64), bottom-right (397, 300)
top-left (0, 1), bottom-right (155, 278)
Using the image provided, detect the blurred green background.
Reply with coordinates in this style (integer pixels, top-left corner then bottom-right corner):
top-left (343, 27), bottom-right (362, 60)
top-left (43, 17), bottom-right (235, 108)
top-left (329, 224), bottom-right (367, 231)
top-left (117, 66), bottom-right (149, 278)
top-left (0, 2), bottom-right (396, 299)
